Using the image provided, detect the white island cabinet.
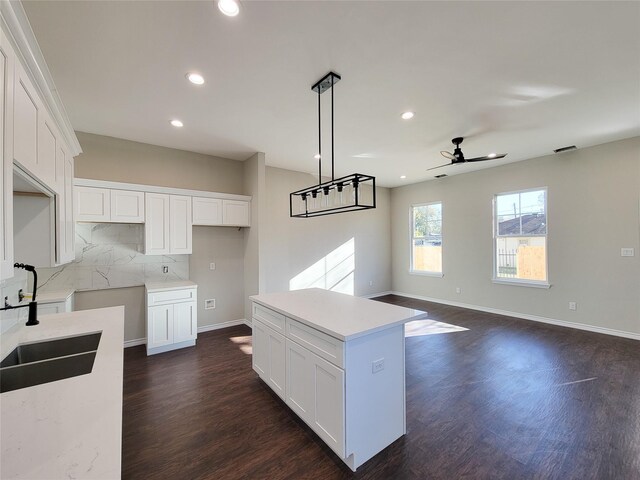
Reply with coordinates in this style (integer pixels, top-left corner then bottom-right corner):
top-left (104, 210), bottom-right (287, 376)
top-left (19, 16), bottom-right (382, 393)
top-left (250, 288), bottom-right (427, 471)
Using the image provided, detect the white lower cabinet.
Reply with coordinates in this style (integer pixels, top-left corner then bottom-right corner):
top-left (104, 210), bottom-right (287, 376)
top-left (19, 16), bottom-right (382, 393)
top-left (252, 318), bottom-right (286, 400)
top-left (146, 283), bottom-right (197, 355)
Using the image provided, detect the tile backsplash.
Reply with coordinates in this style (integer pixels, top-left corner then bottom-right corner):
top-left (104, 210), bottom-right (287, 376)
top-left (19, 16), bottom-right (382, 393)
top-left (36, 223), bottom-right (189, 293)
top-left (0, 269), bottom-right (28, 334)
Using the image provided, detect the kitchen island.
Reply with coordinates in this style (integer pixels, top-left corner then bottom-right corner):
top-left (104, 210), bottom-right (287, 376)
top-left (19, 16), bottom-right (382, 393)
top-left (250, 288), bottom-right (427, 471)
top-left (0, 306), bottom-right (124, 479)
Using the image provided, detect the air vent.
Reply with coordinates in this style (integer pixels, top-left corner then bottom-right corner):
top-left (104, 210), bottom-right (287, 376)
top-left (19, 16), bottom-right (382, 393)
top-left (434, 174), bottom-right (447, 178)
top-left (553, 145), bottom-right (577, 154)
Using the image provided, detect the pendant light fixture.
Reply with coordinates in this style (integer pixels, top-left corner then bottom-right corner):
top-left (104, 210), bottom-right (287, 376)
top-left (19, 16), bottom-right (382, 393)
top-left (290, 72), bottom-right (376, 218)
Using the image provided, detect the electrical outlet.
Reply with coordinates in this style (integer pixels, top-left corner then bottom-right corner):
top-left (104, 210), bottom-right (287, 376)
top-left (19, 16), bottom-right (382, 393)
top-left (569, 302), bottom-right (577, 311)
top-left (456, 287), bottom-right (461, 294)
top-left (369, 280), bottom-right (373, 287)
top-left (162, 265), bottom-right (169, 274)
top-left (372, 358), bottom-right (385, 374)
top-left (621, 248), bottom-right (635, 257)
top-left (210, 262), bottom-right (216, 270)
top-left (205, 299), bottom-right (216, 310)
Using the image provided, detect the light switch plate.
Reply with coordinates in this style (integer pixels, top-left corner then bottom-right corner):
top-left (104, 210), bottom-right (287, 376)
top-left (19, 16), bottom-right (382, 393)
top-left (372, 358), bottom-right (385, 374)
top-left (210, 262), bottom-right (216, 270)
top-left (621, 248), bottom-right (635, 257)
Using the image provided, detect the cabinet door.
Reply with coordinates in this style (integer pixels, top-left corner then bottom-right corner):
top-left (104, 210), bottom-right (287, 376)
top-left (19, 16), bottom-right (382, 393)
top-left (173, 301), bottom-right (197, 343)
top-left (37, 117), bottom-right (57, 191)
top-left (310, 352), bottom-right (345, 456)
top-left (111, 189), bottom-right (144, 223)
top-left (267, 328), bottom-right (286, 400)
top-left (169, 195), bottom-right (192, 254)
top-left (13, 62), bottom-right (39, 177)
top-left (144, 193), bottom-right (170, 255)
top-left (62, 151), bottom-right (75, 263)
top-left (192, 197), bottom-right (222, 226)
top-left (252, 319), bottom-right (269, 379)
top-left (75, 186), bottom-right (111, 222)
top-left (148, 304), bottom-right (174, 348)
top-left (222, 200), bottom-right (250, 227)
top-left (285, 338), bottom-right (314, 424)
top-left (0, 29), bottom-right (15, 280)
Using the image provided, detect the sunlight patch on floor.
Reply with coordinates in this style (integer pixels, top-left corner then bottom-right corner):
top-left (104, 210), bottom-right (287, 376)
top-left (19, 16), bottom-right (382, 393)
top-left (230, 335), bottom-right (252, 355)
top-left (405, 319), bottom-right (468, 337)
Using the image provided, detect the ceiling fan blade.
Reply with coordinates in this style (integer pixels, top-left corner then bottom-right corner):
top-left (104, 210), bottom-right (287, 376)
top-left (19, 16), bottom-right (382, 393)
top-left (440, 151), bottom-right (456, 161)
top-left (427, 162), bottom-right (454, 171)
top-left (465, 153), bottom-right (507, 162)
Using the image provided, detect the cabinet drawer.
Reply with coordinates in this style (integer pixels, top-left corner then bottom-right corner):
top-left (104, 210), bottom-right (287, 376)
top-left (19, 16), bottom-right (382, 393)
top-left (252, 303), bottom-right (285, 333)
top-left (148, 288), bottom-right (196, 306)
top-left (286, 318), bottom-right (344, 369)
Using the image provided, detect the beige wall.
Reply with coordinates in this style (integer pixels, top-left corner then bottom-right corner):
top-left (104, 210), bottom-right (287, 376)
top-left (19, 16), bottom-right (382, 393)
top-left (75, 287), bottom-right (145, 341)
top-left (74, 132), bottom-right (247, 340)
top-left (243, 153), bottom-right (266, 321)
top-left (391, 136), bottom-right (640, 336)
top-left (75, 132), bottom-right (243, 193)
top-left (263, 167), bottom-right (392, 297)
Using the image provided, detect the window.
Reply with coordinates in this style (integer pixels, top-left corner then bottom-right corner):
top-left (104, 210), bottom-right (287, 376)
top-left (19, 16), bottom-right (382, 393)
top-left (494, 188), bottom-right (548, 285)
top-left (410, 202), bottom-right (442, 275)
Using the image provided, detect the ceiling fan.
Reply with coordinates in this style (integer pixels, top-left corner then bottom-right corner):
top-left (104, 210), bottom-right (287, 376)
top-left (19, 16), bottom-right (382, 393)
top-left (428, 137), bottom-right (507, 171)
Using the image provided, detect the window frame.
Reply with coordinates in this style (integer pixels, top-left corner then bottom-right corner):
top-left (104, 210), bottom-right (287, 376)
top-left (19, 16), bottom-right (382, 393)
top-left (409, 201), bottom-right (443, 277)
top-left (492, 186), bottom-right (550, 288)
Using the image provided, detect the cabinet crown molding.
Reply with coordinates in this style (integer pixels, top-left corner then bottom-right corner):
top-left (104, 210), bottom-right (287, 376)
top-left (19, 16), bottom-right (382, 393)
top-left (74, 178), bottom-right (252, 202)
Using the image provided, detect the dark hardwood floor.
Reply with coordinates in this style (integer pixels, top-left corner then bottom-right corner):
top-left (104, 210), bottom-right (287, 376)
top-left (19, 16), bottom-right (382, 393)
top-left (122, 295), bottom-right (640, 480)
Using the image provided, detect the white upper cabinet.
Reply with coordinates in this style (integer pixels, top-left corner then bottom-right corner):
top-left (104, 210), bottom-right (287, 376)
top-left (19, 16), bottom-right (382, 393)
top-left (222, 199), bottom-right (250, 226)
top-left (75, 186), bottom-right (111, 222)
top-left (75, 186), bottom-right (145, 223)
top-left (192, 197), bottom-right (223, 226)
top-left (0, 28), bottom-right (15, 280)
top-left (144, 193), bottom-right (170, 255)
top-left (169, 195), bottom-right (192, 254)
top-left (111, 189), bottom-right (144, 223)
top-left (12, 62), bottom-right (39, 177)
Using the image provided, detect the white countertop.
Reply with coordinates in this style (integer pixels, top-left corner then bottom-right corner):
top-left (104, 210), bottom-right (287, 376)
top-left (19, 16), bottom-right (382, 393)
top-left (34, 288), bottom-right (75, 304)
top-left (145, 280), bottom-right (197, 292)
top-left (251, 289), bottom-right (427, 341)
top-left (0, 306), bottom-right (125, 479)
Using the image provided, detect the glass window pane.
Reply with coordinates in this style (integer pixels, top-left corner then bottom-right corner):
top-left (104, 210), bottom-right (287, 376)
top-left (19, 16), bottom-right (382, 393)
top-left (496, 236), bottom-right (546, 281)
top-left (413, 239), bottom-right (442, 272)
top-left (520, 190), bottom-right (546, 235)
top-left (496, 193), bottom-right (520, 235)
top-left (411, 202), bottom-right (442, 273)
top-left (413, 206), bottom-right (427, 238)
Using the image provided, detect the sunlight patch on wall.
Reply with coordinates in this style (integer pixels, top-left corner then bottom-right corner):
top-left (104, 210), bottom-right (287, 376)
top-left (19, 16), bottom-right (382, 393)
top-left (289, 238), bottom-right (355, 295)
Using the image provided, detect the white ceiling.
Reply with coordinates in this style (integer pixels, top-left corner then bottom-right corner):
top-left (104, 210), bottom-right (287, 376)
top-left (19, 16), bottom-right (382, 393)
top-left (22, 1), bottom-right (640, 187)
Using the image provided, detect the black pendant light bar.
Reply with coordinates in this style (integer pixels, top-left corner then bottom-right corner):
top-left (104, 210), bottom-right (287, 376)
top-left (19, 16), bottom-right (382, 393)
top-left (290, 71), bottom-right (376, 218)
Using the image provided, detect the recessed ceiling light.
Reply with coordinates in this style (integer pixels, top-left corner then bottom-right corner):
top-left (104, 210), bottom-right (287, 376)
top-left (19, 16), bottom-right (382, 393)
top-left (170, 119), bottom-right (184, 128)
top-left (314, 154), bottom-right (321, 160)
top-left (487, 153), bottom-right (497, 158)
top-left (218, 0), bottom-right (239, 17)
top-left (400, 175), bottom-right (407, 179)
top-left (401, 111), bottom-right (414, 120)
top-left (186, 72), bottom-right (205, 85)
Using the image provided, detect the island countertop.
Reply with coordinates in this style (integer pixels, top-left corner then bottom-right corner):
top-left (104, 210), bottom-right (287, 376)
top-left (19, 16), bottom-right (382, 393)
top-left (0, 306), bottom-right (125, 479)
top-left (250, 288), bottom-right (427, 341)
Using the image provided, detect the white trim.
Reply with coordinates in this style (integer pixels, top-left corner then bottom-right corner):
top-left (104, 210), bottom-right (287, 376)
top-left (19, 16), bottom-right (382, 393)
top-left (75, 178), bottom-right (251, 202)
top-left (492, 278), bottom-right (551, 289)
top-left (361, 291), bottom-right (393, 299)
top-left (0, 2), bottom-right (82, 155)
top-left (243, 318), bottom-right (252, 328)
top-left (384, 291), bottom-right (640, 341)
top-left (198, 319), bottom-right (248, 333)
top-left (124, 338), bottom-right (146, 348)
top-left (409, 270), bottom-right (444, 278)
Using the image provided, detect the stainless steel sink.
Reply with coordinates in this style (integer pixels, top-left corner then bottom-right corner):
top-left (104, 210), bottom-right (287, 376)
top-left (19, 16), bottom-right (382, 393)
top-left (0, 332), bottom-right (102, 393)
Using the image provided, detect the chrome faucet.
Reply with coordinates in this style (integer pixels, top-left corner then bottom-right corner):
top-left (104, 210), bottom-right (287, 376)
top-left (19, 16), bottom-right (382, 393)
top-left (0, 263), bottom-right (39, 326)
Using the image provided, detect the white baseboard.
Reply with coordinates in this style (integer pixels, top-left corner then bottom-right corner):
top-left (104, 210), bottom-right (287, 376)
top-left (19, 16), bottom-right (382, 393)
top-left (361, 290), bottom-right (393, 299)
top-left (198, 319), bottom-right (248, 333)
top-left (385, 291), bottom-right (640, 341)
top-left (243, 318), bottom-right (252, 328)
top-left (124, 338), bottom-right (146, 348)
